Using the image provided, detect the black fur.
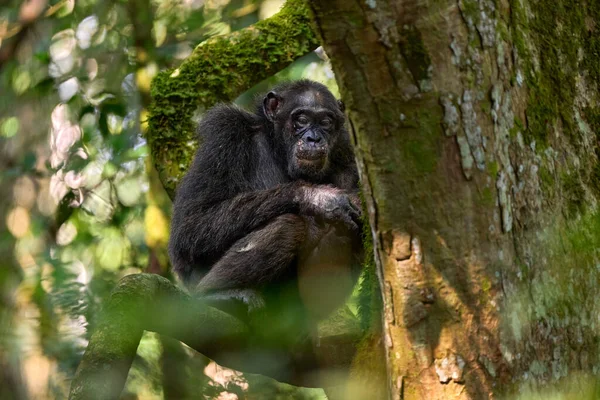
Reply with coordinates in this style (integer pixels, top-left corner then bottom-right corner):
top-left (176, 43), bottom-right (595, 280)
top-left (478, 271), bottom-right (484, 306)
top-left (169, 80), bottom-right (363, 323)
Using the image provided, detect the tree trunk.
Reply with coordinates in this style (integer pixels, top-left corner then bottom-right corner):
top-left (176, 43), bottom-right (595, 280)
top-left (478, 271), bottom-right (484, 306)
top-left (311, 0), bottom-right (600, 399)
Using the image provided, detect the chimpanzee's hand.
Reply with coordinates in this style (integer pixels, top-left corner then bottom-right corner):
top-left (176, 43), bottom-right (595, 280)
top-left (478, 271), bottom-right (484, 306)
top-left (348, 192), bottom-right (364, 230)
top-left (296, 185), bottom-right (362, 232)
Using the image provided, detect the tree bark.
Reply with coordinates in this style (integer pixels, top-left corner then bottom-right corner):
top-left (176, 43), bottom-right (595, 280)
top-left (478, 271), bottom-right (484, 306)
top-left (311, 0), bottom-right (600, 399)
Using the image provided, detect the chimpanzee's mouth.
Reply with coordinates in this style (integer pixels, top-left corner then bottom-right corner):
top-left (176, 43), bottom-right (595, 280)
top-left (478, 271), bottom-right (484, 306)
top-left (296, 148), bottom-right (327, 162)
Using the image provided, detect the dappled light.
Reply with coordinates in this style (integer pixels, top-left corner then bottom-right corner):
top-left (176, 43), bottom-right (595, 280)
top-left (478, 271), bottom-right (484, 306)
top-left (6, 206), bottom-right (30, 238)
top-left (2, 0), bottom-right (598, 399)
top-left (0, 1), bottom-right (342, 399)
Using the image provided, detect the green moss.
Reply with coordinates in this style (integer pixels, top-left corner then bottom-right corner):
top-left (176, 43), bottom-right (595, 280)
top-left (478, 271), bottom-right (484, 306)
top-left (347, 14), bottom-right (366, 28)
top-left (487, 160), bottom-right (499, 178)
top-left (561, 171), bottom-right (586, 217)
top-left (510, 0), bottom-right (600, 147)
top-left (508, 0), bottom-right (529, 61)
top-left (537, 165), bottom-right (556, 200)
top-left (501, 210), bottom-right (600, 395)
top-left (357, 194), bottom-right (382, 333)
top-left (583, 107), bottom-right (600, 196)
top-left (400, 26), bottom-right (432, 88)
top-left (480, 276), bottom-right (492, 303)
top-left (508, 0), bottom-right (600, 216)
top-left (496, 20), bottom-right (510, 42)
top-left (400, 109), bottom-right (441, 175)
top-left (584, 107), bottom-right (600, 133)
top-left (481, 277), bottom-right (492, 292)
top-left (147, 0), bottom-right (318, 196)
top-left (590, 163), bottom-right (600, 196)
top-left (480, 99), bottom-right (492, 116)
top-left (514, 117), bottom-right (524, 131)
top-left (581, 2), bottom-right (600, 93)
top-left (480, 186), bottom-right (496, 207)
top-left (403, 139), bottom-right (436, 174)
top-left (508, 125), bottom-right (520, 138)
top-left (566, 210), bottom-right (600, 258)
top-left (378, 102), bottom-right (403, 127)
top-left (461, 0), bottom-right (480, 21)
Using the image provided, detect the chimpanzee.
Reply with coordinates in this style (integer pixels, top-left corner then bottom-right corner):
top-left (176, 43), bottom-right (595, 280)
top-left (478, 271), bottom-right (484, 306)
top-left (168, 80), bottom-right (364, 342)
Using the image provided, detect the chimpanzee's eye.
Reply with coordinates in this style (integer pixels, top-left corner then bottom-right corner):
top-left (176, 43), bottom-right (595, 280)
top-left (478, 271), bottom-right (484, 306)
top-left (295, 115), bottom-right (309, 130)
top-left (320, 118), bottom-right (332, 130)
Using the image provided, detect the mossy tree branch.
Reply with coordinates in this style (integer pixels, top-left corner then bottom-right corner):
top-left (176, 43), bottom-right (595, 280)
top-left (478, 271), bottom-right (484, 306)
top-left (68, 274), bottom-right (249, 400)
top-left (68, 274), bottom-right (363, 400)
top-left (147, 0), bottom-right (318, 197)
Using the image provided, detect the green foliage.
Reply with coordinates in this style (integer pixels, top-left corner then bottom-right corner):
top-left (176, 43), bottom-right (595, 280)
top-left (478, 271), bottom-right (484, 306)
top-left (357, 197), bottom-right (382, 333)
top-left (0, 0), bottom-right (348, 398)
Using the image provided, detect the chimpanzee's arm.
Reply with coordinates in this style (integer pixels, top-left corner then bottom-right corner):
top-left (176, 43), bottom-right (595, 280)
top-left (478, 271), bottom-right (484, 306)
top-left (169, 105), bottom-right (298, 278)
top-left (170, 182), bottom-right (302, 268)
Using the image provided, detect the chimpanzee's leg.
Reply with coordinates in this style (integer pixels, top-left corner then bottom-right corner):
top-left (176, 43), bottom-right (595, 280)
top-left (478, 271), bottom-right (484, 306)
top-left (193, 213), bottom-right (307, 325)
top-left (192, 214), bottom-right (362, 386)
top-left (196, 213), bottom-right (307, 293)
top-left (297, 218), bottom-right (364, 320)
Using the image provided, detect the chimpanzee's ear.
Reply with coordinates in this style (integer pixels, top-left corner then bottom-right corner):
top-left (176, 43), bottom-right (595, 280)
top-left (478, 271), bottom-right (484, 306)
top-left (337, 99), bottom-right (345, 112)
top-left (263, 92), bottom-right (282, 122)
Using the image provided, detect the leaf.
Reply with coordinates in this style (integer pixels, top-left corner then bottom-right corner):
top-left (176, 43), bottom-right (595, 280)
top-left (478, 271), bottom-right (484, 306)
top-left (22, 151), bottom-right (37, 170)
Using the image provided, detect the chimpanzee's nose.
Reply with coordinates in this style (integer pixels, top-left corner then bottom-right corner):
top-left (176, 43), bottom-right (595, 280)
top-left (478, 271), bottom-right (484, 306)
top-left (306, 131), bottom-right (322, 143)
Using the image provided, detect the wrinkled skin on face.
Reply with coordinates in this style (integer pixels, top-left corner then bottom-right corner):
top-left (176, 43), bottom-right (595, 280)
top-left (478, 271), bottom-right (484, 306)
top-left (263, 86), bottom-right (346, 181)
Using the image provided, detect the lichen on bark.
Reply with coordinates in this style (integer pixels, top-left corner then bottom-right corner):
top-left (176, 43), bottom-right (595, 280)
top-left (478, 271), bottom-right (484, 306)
top-left (146, 0), bottom-right (318, 197)
top-left (511, 0), bottom-right (600, 146)
top-left (501, 209), bottom-right (600, 394)
top-left (505, 0), bottom-right (600, 219)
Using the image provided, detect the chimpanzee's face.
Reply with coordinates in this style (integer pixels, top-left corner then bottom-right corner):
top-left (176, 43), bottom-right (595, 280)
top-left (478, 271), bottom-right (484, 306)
top-left (264, 87), bottom-right (345, 181)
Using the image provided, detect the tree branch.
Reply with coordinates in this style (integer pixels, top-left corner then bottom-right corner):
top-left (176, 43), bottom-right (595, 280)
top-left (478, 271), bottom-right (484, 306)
top-left (68, 273), bottom-right (363, 399)
top-left (68, 274), bottom-right (249, 400)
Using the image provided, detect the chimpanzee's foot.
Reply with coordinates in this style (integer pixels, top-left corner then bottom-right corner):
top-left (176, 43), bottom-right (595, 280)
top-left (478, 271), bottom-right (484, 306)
top-left (198, 288), bottom-right (266, 324)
